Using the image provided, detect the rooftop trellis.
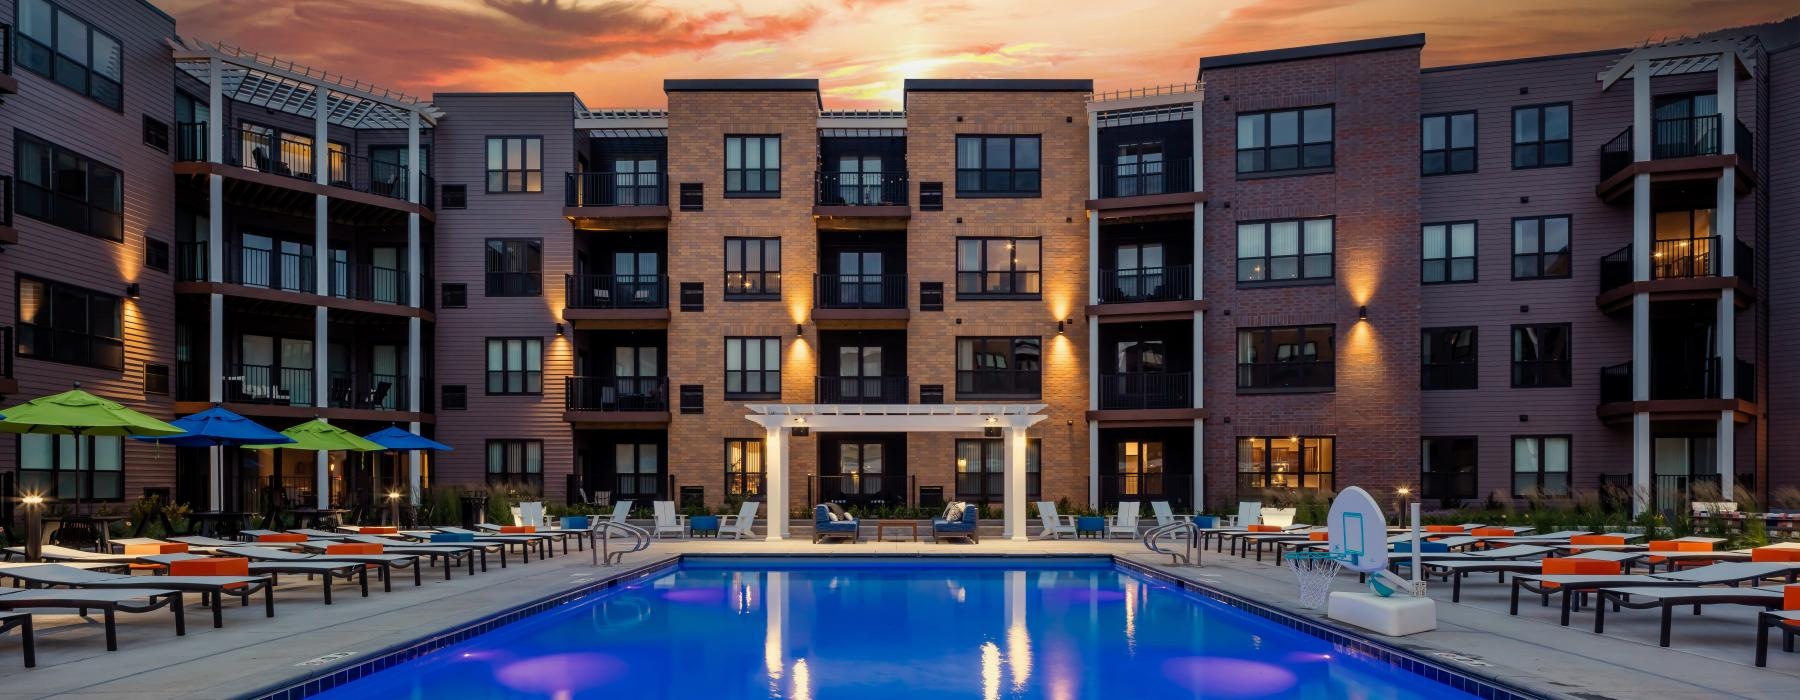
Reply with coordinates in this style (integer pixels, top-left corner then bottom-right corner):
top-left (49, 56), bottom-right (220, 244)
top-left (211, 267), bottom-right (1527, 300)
top-left (170, 38), bottom-right (441, 129)
top-left (1596, 36), bottom-right (1760, 90)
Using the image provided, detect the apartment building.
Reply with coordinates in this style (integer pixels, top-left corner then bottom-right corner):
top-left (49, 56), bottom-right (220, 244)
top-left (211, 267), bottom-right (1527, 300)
top-left (1, 1), bottom-right (1796, 527)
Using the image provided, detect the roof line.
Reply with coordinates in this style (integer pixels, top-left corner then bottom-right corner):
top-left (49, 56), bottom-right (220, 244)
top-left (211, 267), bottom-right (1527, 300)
top-left (1199, 34), bottom-right (1425, 74)
top-left (1422, 47), bottom-right (1630, 74)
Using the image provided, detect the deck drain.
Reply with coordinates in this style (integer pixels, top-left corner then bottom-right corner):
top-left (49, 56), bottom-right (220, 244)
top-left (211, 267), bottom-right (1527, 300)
top-left (1430, 651), bottom-right (1491, 667)
top-left (296, 651), bottom-right (356, 667)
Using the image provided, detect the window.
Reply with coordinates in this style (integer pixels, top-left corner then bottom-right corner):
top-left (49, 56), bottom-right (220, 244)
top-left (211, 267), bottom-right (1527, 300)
top-left (143, 363), bottom-right (170, 395)
top-left (1513, 436), bottom-right (1570, 496)
top-left (955, 135), bottom-right (1041, 196)
top-left (725, 438), bottom-right (765, 497)
top-left (955, 337), bottom-right (1041, 398)
top-left (1421, 327), bottom-right (1478, 390)
top-left (484, 239), bottom-right (541, 296)
top-left (440, 184), bottom-right (467, 209)
top-left (485, 338), bottom-right (542, 395)
top-left (956, 237), bottom-right (1041, 298)
top-left (143, 116), bottom-right (169, 153)
top-left (441, 283), bottom-right (467, 308)
top-left (1512, 324), bottom-right (1570, 388)
top-left (1511, 216), bottom-right (1570, 279)
top-left (145, 238), bottom-right (170, 273)
top-left (724, 135), bottom-right (780, 196)
top-left (724, 238), bottom-right (780, 298)
top-left (679, 182), bottom-right (704, 211)
top-left (1421, 437), bottom-right (1478, 500)
top-left (18, 275), bottom-right (123, 370)
top-left (14, 131), bottom-right (125, 241)
top-left (486, 439), bottom-right (543, 488)
top-left (1237, 325), bottom-right (1334, 392)
top-left (15, 0), bottom-right (122, 110)
top-left (1512, 104), bottom-right (1571, 169)
top-left (1422, 221), bottom-right (1476, 283)
top-left (1237, 218), bottom-right (1333, 284)
top-left (1115, 441), bottom-right (1169, 498)
top-left (680, 385), bottom-right (704, 414)
top-left (954, 438), bottom-right (1041, 502)
top-left (1237, 106), bottom-right (1333, 174)
top-left (442, 385), bottom-right (468, 410)
top-left (485, 137), bottom-right (542, 193)
top-left (19, 434), bottom-right (124, 501)
top-left (1237, 437), bottom-right (1334, 495)
top-left (724, 337), bottom-right (781, 399)
top-left (1421, 112), bottom-right (1476, 175)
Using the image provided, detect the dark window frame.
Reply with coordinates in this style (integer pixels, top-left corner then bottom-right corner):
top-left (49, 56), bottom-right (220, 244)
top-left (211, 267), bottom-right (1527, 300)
top-left (1236, 324), bottom-right (1335, 393)
top-left (955, 236), bottom-right (1042, 299)
top-left (1420, 436), bottom-right (1479, 500)
top-left (17, 433), bottom-right (126, 502)
top-left (13, 0), bottom-right (124, 111)
top-left (440, 283), bottom-right (468, 308)
top-left (1511, 434), bottom-right (1571, 497)
top-left (17, 274), bottom-right (124, 370)
top-left (1421, 326), bottom-right (1478, 391)
top-left (954, 437), bottom-right (1042, 501)
top-left (1422, 220), bottom-right (1477, 284)
top-left (1236, 436), bottom-right (1336, 495)
top-left (724, 336), bottom-right (781, 400)
top-left (955, 336), bottom-right (1043, 399)
top-left (144, 237), bottom-right (170, 273)
top-left (955, 134), bottom-right (1042, 197)
top-left (143, 362), bottom-right (170, 395)
top-left (1421, 111), bottom-right (1477, 176)
top-left (1235, 105), bottom-right (1335, 176)
top-left (723, 237), bottom-right (781, 299)
top-left (484, 337), bottom-right (543, 396)
top-left (440, 184), bottom-right (468, 209)
top-left (484, 136), bottom-right (543, 193)
top-left (441, 384), bottom-right (468, 410)
top-left (1511, 323), bottom-right (1571, 389)
top-left (485, 439), bottom-right (544, 489)
top-left (1511, 103), bottom-right (1572, 169)
top-left (723, 135), bottom-right (781, 197)
top-left (13, 129), bottom-right (125, 241)
top-left (724, 437), bottom-right (765, 498)
top-left (142, 115), bottom-right (170, 153)
top-left (1511, 215), bottom-right (1572, 280)
top-left (1236, 217), bottom-right (1334, 285)
top-left (484, 238), bottom-right (542, 297)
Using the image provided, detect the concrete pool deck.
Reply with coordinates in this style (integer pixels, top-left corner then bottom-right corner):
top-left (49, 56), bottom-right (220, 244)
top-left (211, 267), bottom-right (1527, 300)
top-left (0, 535), bottom-right (1794, 699)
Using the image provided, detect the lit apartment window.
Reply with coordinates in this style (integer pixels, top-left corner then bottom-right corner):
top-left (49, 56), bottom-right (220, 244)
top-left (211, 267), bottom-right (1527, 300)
top-left (956, 337), bottom-right (1041, 398)
top-left (14, 131), bottom-right (124, 241)
top-left (956, 237), bottom-right (1041, 298)
top-left (1511, 215), bottom-right (1571, 279)
top-left (1421, 112), bottom-right (1476, 175)
top-left (1422, 221), bottom-right (1476, 283)
top-left (486, 137), bottom-right (542, 193)
top-left (1236, 106), bottom-right (1333, 174)
top-left (1421, 327), bottom-right (1478, 390)
top-left (955, 135), bottom-right (1041, 196)
top-left (1236, 325), bottom-right (1334, 392)
top-left (485, 338), bottom-right (542, 395)
top-left (1512, 436), bottom-right (1570, 496)
top-left (1237, 218), bottom-right (1333, 284)
top-left (1512, 104), bottom-right (1571, 169)
top-left (724, 337), bottom-right (781, 399)
top-left (724, 438), bottom-right (765, 497)
top-left (1237, 436), bottom-right (1334, 496)
top-left (486, 439), bottom-right (543, 489)
top-left (20, 434), bottom-right (124, 501)
top-left (1511, 323), bottom-right (1571, 388)
top-left (18, 276), bottom-right (123, 370)
top-left (725, 135), bottom-right (780, 196)
top-left (15, 0), bottom-right (123, 110)
top-left (484, 239), bottom-right (542, 297)
top-left (1420, 437), bottom-right (1478, 500)
top-left (724, 237), bottom-right (781, 298)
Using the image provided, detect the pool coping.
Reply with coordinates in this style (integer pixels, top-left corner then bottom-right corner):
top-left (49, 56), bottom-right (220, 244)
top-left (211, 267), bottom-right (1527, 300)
top-left (250, 553), bottom-right (1547, 700)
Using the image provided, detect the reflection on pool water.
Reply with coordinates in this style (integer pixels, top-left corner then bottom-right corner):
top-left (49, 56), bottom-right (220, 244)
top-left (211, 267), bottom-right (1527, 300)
top-left (315, 558), bottom-right (1479, 699)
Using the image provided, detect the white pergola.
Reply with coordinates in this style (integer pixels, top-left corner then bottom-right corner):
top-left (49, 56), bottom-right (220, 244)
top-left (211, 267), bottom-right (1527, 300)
top-left (744, 404), bottom-right (1049, 541)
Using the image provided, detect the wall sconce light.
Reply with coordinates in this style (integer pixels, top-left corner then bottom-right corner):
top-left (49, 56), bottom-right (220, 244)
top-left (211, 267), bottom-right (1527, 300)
top-left (1358, 305), bottom-right (1368, 321)
top-left (1057, 320), bottom-right (1065, 334)
top-left (795, 323), bottom-right (804, 337)
top-left (983, 426), bottom-right (1003, 438)
top-left (125, 283), bottom-right (141, 299)
top-left (554, 323), bottom-right (565, 336)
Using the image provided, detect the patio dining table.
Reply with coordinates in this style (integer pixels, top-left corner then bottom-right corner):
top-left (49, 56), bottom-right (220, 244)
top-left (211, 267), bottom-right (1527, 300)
top-left (39, 514), bottom-right (129, 553)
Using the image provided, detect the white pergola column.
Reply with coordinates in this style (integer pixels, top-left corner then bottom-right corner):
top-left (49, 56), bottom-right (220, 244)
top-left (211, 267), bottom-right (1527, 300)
top-left (1087, 422), bottom-right (1099, 509)
top-left (1004, 426), bottom-right (1028, 541)
top-left (1715, 54), bottom-right (1738, 501)
top-left (206, 58), bottom-right (225, 512)
top-left (765, 427), bottom-right (789, 541)
top-left (1628, 59), bottom-right (1653, 516)
top-left (408, 420), bottom-right (423, 506)
top-left (1193, 419), bottom-right (1205, 511)
top-left (406, 112), bottom-right (425, 506)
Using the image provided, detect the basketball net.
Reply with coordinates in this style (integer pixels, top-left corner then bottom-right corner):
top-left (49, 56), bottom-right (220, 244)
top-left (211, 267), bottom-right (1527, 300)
top-left (1284, 552), bottom-right (1343, 609)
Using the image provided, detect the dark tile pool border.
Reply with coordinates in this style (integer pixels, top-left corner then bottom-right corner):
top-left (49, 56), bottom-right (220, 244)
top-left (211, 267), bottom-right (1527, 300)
top-left (254, 553), bottom-right (1545, 700)
top-left (1113, 558), bottom-right (1548, 700)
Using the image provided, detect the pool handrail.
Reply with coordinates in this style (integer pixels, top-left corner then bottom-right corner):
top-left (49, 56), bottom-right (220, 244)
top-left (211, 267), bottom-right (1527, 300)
top-left (1144, 520), bottom-right (1200, 567)
top-left (592, 520), bottom-right (650, 566)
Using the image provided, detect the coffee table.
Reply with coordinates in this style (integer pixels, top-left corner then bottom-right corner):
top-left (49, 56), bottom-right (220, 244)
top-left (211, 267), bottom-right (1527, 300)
top-left (872, 519), bottom-right (921, 542)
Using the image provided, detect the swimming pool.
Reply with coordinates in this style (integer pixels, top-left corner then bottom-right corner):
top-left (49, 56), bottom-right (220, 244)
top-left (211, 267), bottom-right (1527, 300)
top-left (309, 557), bottom-right (1495, 699)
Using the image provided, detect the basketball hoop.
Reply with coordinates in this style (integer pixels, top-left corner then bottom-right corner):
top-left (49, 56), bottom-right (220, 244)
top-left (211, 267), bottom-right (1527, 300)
top-left (1282, 551), bottom-right (1345, 608)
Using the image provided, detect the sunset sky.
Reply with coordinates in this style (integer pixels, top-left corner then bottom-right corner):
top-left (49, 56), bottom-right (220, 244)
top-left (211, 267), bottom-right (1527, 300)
top-left (151, 0), bottom-right (1797, 108)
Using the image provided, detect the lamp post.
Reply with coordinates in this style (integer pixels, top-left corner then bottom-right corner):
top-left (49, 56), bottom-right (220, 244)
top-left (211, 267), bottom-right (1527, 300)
top-left (387, 491), bottom-right (403, 527)
top-left (21, 494), bottom-right (44, 562)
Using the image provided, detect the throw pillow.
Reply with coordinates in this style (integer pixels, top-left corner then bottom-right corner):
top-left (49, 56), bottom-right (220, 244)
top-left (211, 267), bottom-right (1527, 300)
top-left (945, 502), bottom-right (964, 522)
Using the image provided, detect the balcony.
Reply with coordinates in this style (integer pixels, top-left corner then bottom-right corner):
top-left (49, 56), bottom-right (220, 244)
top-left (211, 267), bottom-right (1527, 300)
top-left (0, 175), bottom-right (15, 244)
top-left (814, 274), bottom-right (906, 310)
top-left (1597, 116), bottom-right (1755, 200)
top-left (565, 172), bottom-right (669, 226)
top-left (1598, 358), bottom-right (1756, 421)
top-left (0, 23), bottom-right (17, 94)
top-left (327, 372), bottom-right (409, 411)
top-left (1100, 156), bottom-right (1194, 199)
top-left (225, 364), bottom-right (317, 407)
top-left (814, 171), bottom-right (909, 208)
top-left (329, 262), bottom-right (420, 307)
top-left (814, 376), bottom-right (909, 404)
top-left (564, 376), bottom-right (670, 420)
top-left (565, 274), bottom-right (667, 310)
top-left (955, 369), bottom-right (1041, 399)
top-left (1597, 238), bottom-right (1755, 310)
top-left (1097, 265), bottom-right (1194, 304)
top-left (174, 123), bottom-right (434, 210)
top-left (1098, 372), bottom-right (1192, 410)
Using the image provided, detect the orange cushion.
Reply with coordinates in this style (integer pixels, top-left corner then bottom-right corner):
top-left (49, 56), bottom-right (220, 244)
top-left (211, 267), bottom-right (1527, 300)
top-left (325, 543), bottom-right (383, 555)
top-left (1469, 528), bottom-right (1512, 537)
top-left (360, 526), bottom-right (399, 535)
top-left (1425, 525), bottom-right (1463, 534)
top-left (1542, 558), bottom-right (1621, 576)
top-left (1753, 548), bottom-right (1800, 563)
top-left (1308, 532), bottom-right (1329, 541)
top-left (169, 557), bottom-right (251, 589)
top-left (499, 525), bottom-right (537, 534)
top-left (1649, 540), bottom-right (1712, 552)
top-left (124, 542), bottom-right (190, 554)
top-left (258, 533), bottom-right (307, 543)
top-left (1786, 585), bottom-right (1800, 612)
top-left (1247, 525), bottom-right (1281, 533)
top-left (1569, 535), bottom-right (1626, 546)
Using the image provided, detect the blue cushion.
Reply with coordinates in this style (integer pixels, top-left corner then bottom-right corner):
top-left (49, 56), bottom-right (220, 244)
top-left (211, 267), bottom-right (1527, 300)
top-left (561, 516), bottom-right (590, 530)
top-left (430, 532), bottom-right (475, 543)
top-left (1077, 516), bottom-right (1105, 532)
top-left (1392, 541), bottom-right (1450, 554)
top-left (690, 516), bottom-right (719, 531)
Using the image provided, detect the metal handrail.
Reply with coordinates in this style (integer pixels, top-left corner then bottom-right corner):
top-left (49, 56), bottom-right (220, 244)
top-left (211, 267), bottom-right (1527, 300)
top-left (1144, 520), bottom-right (1200, 566)
top-left (592, 520), bottom-right (650, 566)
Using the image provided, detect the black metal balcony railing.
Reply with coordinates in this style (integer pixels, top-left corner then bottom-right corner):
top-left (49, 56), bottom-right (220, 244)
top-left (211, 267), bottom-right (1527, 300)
top-left (1099, 372), bottom-right (1192, 410)
top-left (176, 121), bottom-right (208, 162)
top-left (814, 170), bottom-right (909, 207)
top-left (331, 262), bottom-right (409, 305)
top-left (1651, 236), bottom-right (1716, 279)
top-left (485, 272), bottom-right (540, 298)
top-left (813, 273), bottom-right (906, 309)
top-left (176, 241), bottom-right (207, 281)
top-left (1098, 473), bottom-right (1194, 510)
top-left (232, 245), bottom-right (316, 293)
top-left (815, 376), bottom-right (908, 404)
top-left (1599, 362), bottom-right (1632, 404)
top-left (565, 274), bottom-right (667, 309)
top-left (1736, 120), bottom-right (1756, 173)
top-left (566, 171), bottom-right (667, 207)
top-left (1599, 357), bottom-right (1751, 404)
top-left (954, 472), bottom-right (1042, 506)
top-left (172, 123), bottom-right (432, 205)
top-left (955, 369), bottom-right (1042, 398)
top-left (565, 376), bottom-right (669, 412)
top-left (1098, 265), bottom-right (1193, 304)
top-left (1100, 156), bottom-right (1194, 199)
top-left (1237, 362), bottom-right (1335, 391)
top-left (1599, 115), bottom-right (1752, 181)
top-left (329, 372), bottom-right (407, 411)
top-left (1599, 128), bottom-right (1632, 181)
top-left (612, 474), bottom-right (666, 501)
top-left (1737, 358), bottom-right (1757, 402)
top-left (1735, 239), bottom-right (1756, 291)
top-left (225, 364), bottom-right (316, 407)
top-left (814, 473), bottom-right (914, 507)
top-left (1419, 471), bottom-right (1478, 501)
top-left (1421, 362), bottom-right (1478, 391)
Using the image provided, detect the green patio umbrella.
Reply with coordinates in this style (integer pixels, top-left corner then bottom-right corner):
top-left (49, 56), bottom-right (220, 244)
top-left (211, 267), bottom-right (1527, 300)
top-left (242, 419), bottom-right (386, 452)
top-left (0, 387), bottom-right (184, 517)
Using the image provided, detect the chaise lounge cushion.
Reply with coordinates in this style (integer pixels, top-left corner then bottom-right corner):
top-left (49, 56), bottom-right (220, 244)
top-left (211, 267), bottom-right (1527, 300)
top-left (258, 534), bottom-right (307, 543)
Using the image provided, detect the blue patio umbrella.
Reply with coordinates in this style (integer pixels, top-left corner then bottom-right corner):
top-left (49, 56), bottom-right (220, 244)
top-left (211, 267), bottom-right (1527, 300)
top-left (363, 426), bottom-right (453, 452)
top-left (134, 406), bottom-right (295, 448)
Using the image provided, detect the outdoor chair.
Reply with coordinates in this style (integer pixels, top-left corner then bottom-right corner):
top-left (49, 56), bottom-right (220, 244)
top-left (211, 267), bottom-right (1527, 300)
top-left (0, 587), bottom-right (185, 651)
top-left (0, 563), bottom-right (272, 630)
top-left (1424, 551), bottom-right (1650, 602)
top-left (218, 545), bottom-right (419, 592)
top-left (813, 504), bottom-right (860, 544)
top-left (1150, 501), bottom-right (1191, 528)
top-left (1592, 583), bottom-right (1791, 647)
top-left (1108, 502), bottom-right (1141, 539)
top-left (141, 552), bottom-right (367, 605)
top-left (2, 545), bottom-right (139, 565)
top-left (651, 501), bottom-right (688, 539)
top-left (719, 501), bottom-right (760, 540)
top-left (1509, 561), bottom-right (1800, 627)
top-left (0, 611), bottom-right (32, 667)
top-left (1035, 501), bottom-right (1077, 540)
top-left (338, 533), bottom-right (488, 573)
top-left (432, 527), bottom-right (548, 562)
top-left (299, 537), bottom-right (477, 580)
top-left (932, 503), bottom-right (979, 544)
top-left (1755, 609), bottom-right (1800, 667)
top-left (1224, 501), bottom-right (1261, 528)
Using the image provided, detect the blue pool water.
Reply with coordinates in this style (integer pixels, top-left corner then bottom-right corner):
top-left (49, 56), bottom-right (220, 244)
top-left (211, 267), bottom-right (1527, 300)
top-left (315, 558), bottom-right (1481, 699)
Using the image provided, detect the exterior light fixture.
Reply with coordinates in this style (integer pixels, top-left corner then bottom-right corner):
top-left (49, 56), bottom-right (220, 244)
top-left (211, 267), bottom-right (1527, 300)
top-left (21, 494), bottom-right (44, 506)
top-left (125, 283), bottom-right (141, 299)
top-left (1358, 305), bottom-right (1368, 321)
top-left (795, 323), bottom-right (804, 337)
top-left (555, 323), bottom-right (565, 336)
top-left (1057, 320), bottom-right (1065, 334)
top-left (1396, 486), bottom-right (1412, 496)
top-left (983, 426), bottom-right (1002, 438)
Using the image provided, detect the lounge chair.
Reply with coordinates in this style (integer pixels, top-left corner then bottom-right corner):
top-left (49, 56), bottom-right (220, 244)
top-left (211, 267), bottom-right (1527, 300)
top-left (719, 501), bottom-right (759, 540)
top-left (1509, 561), bottom-right (1800, 626)
top-left (1108, 502), bottom-right (1142, 539)
top-left (813, 504), bottom-right (860, 544)
top-left (295, 539), bottom-right (473, 580)
top-left (432, 527), bottom-right (549, 562)
top-left (474, 523), bottom-right (576, 554)
top-left (1035, 501), bottom-right (1077, 540)
top-left (651, 501), bottom-right (687, 539)
top-left (1592, 584), bottom-right (1789, 647)
top-left (2, 545), bottom-right (139, 565)
top-left (932, 503), bottom-right (979, 544)
top-left (287, 528), bottom-right (350, 540)
top-left (0, 611), bottom-right (32, 667)
top-left (168, 535), bottom-right (323, 553)
top-left (1755, 609), bottom-right (1800, 667)
top-left (0, 563), bottom-right (272, 629)
top-left (219, 545), bottom-right (417, 592)
top-left (141, 553), bottom-right (367, 604)
top-left (1150, 501), bottom-right (1190, 528)
top-left (1425, 551), bottom-right (1650, 602)
top-left (1237, 528), bottom-right (1327, 562)
top-left (337, 533), bottom-right (489, 574)
top-left (0, 587), bottom-right (185, 651)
